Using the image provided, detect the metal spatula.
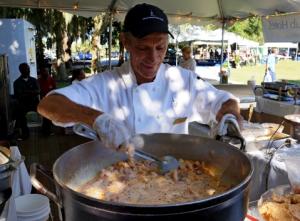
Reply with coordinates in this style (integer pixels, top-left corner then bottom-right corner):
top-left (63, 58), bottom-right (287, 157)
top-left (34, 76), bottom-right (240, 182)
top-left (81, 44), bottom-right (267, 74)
top-left (73, 123), bottom-right (179, 174)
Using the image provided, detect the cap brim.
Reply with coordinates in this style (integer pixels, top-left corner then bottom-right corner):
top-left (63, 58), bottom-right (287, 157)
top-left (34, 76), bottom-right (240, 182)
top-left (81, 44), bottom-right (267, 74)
top-left (168, 31), bottom-right (174, 39)
top-left (130, 19), bottom-right (174, 39)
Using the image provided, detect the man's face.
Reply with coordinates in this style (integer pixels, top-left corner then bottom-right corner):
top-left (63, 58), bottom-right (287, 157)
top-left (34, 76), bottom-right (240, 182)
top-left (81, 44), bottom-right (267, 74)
top-left (20, 64), bottom-right (30, 78)
top-left (121, 32), bottom-right (168, 84)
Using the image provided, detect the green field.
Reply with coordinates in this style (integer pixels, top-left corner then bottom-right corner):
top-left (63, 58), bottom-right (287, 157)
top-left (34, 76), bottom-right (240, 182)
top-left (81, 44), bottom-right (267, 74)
top-left (230, 60), bottom-right (300, 85)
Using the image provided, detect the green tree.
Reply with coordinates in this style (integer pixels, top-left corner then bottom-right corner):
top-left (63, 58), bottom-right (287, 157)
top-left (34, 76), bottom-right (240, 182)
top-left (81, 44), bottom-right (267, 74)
top-left (227, 17), bottom-right (263, 43)
top-left (0, 7), bottom-right (98, 79)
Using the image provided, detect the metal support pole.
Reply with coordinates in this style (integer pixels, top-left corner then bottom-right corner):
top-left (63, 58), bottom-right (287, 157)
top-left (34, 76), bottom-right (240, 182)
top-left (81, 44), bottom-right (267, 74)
top-left (220, 21), bottom-right (225, 73)
top-left (175, 40), bottom-right (178, 66)
top-left (108, 12), bottom-right (113, 70)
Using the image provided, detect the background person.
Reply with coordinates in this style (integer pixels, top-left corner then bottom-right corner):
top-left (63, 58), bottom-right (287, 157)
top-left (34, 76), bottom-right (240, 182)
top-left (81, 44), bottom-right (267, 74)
top-left (179, 46), bottom-right (197, 72)
top-left (38, 67), bottom-right (56, 135)
top-left (71, 69), bottom-right (86, 84)
top-left (13, 63), bottom-right (39, 140)
top-left (265, 48), bottom-right (278, 82)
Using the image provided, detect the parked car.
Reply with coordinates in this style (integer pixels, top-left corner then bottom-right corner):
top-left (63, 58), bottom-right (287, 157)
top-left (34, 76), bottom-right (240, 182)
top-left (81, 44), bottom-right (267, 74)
top-left (163, 48), bottom-right (177, 65)
top-left (78, 52), bottom-right (92, 60)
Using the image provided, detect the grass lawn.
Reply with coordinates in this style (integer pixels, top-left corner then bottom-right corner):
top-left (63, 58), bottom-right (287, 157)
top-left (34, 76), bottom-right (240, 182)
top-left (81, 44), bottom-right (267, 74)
top-left (230, 60), bottom-right (300, 85)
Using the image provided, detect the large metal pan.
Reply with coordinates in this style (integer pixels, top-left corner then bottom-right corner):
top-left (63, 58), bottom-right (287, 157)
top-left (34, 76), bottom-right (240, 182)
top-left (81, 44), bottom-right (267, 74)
top-left (31, 133), bottom-right (253, 221)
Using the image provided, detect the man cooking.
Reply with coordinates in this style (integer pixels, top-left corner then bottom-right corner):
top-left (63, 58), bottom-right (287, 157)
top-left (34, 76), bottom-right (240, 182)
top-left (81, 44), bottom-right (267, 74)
top-left (37, 3), bottom-right (241, 150)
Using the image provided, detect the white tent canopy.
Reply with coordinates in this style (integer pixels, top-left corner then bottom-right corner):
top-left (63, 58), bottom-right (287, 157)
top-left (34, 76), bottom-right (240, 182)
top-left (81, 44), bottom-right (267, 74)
top-left (1, 0), bottom-right (300, 24)
top-left (178, 27), bottom-right (259, 47)
top-left (1, 0), bottom-right (299, 68)
top-left (263, 42), bottom-right (298, 48)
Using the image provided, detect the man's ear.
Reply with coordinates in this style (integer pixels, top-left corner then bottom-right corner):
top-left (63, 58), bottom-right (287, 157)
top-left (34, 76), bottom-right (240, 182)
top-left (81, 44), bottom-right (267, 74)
top-left (120, 32), bottom-right (129, 50)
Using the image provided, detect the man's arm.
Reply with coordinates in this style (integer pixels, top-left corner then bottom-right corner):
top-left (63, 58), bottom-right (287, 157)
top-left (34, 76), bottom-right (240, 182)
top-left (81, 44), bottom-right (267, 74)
top-left (191, 73), bottom-right (241, 125)
top-left (38, 94), bottom-right (101, 127)
top-left (216, 99), bottom-right (242, 125)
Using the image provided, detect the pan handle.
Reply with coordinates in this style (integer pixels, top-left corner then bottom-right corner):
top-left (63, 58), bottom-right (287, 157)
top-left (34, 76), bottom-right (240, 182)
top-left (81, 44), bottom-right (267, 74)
top-left (30, 163), bottom-right (62, 207)
top-left (216, 135), bottom-right (246, 152)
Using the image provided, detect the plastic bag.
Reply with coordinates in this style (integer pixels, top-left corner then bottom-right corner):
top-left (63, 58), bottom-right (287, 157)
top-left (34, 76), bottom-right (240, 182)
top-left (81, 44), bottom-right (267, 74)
top-left (278, 148), bottom-right (300, 193)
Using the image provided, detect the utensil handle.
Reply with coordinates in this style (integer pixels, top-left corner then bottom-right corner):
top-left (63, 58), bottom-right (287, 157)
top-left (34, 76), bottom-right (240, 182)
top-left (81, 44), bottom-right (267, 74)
top-left (74, 124), bottom-right (162, 163)
top-left (73, 123), bottom-right (98, 140)
top-left (134, 149), bottom-right (161, 163)
top-left (30, 163), bottom-right (62, 207)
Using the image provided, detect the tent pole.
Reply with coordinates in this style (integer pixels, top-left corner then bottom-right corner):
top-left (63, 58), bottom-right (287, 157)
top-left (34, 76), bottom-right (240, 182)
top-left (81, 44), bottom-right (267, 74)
top-left (108, 12), bottom-right (113, 70)
top-left (220, 20), bottom-right (225, 73)
top-left (107, 0), bottom-right (118, 70)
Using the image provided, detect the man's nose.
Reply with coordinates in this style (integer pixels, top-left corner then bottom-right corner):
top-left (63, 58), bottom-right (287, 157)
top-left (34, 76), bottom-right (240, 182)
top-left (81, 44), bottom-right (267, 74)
top-left (147, 49), bottom-right (157, 62)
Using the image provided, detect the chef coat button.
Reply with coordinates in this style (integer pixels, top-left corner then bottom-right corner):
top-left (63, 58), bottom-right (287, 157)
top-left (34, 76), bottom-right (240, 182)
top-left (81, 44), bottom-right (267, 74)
top-left (138, 117), bottom-right (141, 122)
top-left (156, 115), bottom-right (160, 119)
top-left (152, 87), bottom-right (156, 92)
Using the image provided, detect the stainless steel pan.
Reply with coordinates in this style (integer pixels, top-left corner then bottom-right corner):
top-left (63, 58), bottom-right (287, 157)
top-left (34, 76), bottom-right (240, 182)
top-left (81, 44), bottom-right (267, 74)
top-left (31, 133), bottom-right (253, 221)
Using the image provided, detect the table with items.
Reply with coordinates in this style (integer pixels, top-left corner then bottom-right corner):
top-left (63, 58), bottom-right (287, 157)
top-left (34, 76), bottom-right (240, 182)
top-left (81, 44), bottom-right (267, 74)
top-left (256, 96), bottom-right (300, 117)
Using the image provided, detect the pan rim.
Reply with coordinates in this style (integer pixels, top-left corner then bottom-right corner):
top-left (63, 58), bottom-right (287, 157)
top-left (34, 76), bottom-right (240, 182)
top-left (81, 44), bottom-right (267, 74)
top-left (53, 133), bottom-right (253, 209)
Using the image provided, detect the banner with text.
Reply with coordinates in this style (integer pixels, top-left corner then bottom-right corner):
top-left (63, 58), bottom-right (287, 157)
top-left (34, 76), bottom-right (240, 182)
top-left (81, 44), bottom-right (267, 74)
top-left (262, 14), bottom-right (300, 42)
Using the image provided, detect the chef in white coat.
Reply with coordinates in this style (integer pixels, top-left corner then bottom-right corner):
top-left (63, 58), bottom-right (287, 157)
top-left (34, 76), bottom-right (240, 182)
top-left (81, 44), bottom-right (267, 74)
top-left (38, 3), bottom-right (241, 150)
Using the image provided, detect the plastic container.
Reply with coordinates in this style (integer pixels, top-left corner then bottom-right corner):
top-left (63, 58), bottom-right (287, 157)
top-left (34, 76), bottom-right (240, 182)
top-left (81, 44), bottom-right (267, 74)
top-left (15, 194), bottom-right (50, 221)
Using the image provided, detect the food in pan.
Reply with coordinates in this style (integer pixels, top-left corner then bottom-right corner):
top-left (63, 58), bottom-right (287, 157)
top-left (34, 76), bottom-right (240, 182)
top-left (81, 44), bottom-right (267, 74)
top-left (77, 159), bottom-right (231, 205)
top-left (259, 192), bottom-right (300, 221)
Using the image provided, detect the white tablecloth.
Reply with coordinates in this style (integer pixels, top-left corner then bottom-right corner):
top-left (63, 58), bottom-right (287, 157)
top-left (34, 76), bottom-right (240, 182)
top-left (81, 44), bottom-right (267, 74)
top-left (255, 96), bottom-right (300, 117)
top-left (189, 121), bottom-right (294, 202)
top-left (246, 139), bottom-right (292, 201)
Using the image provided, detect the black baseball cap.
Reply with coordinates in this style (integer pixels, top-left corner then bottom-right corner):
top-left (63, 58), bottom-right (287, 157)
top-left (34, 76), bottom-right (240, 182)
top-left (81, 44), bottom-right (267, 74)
top-left (123, 3), bottom-right (174, 39)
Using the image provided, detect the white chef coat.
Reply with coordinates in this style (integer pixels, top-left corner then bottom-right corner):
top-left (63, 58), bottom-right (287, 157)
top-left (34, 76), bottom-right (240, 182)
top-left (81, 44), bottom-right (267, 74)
top-left (179, 57), bottom-right (197, 72)
top-left (51, 61), bottom-right (236, 135)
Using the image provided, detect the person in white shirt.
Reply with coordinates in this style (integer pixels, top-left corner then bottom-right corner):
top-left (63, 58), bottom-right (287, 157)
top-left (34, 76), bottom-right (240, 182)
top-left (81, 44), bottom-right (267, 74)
top-left (179, 46), bottom-right (197, 72)
top-left (264, 48), bottom-right (277, 82)
top-left (38, 3), bottom-right (241, 150)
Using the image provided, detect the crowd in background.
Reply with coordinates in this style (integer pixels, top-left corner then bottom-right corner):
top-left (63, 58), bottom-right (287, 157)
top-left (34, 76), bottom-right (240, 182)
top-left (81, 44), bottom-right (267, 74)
top-left (12, 62), bottom-right (86, 140)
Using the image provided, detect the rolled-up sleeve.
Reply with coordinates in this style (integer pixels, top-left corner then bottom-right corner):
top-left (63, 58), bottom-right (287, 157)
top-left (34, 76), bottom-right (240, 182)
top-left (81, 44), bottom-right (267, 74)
top-left (48, 74), bottom-right (105, 112)
top-left (189, 73), bottom-right (238, 124)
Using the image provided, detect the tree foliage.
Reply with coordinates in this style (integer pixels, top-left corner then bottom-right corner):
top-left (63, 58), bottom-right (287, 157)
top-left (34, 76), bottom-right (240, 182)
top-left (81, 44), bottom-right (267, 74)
top-left (227, 17), bottom-right (263, 43)
top-left (0, 7), bottom-right (108, 78)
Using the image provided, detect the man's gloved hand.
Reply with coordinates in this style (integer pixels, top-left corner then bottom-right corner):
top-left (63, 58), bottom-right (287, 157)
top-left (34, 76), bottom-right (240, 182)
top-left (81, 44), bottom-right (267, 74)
top-left (212, 114), bottom-right (246, 151)
top-left (93, 114), bottom-right (144, 151)
top-left (216, 113), bottom-right (242, 137)
top-left (93, 113), bottom-right (131, 150)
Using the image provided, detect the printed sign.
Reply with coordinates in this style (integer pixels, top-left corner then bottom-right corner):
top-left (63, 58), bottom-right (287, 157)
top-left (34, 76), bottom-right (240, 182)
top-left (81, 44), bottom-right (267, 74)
top-left (262, 14), bottom-right (300, 42)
